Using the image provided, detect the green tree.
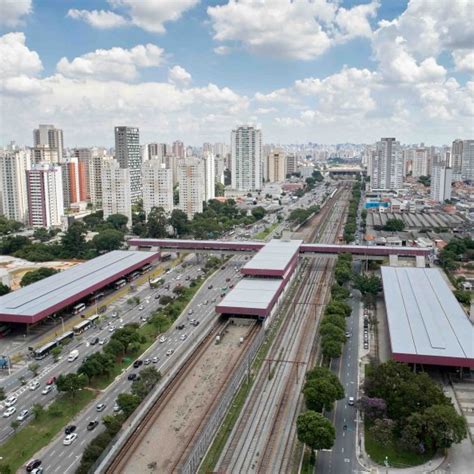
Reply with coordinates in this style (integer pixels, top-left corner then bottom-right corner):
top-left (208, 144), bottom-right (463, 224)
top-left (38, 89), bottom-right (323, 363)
top-left (146, 206), bottom-right (168, 238)
top-left (325, 300), bottom-right (352, 318)
top-left (20, 267), bottom-right (59, 287)
top-left (417, 175), bottom-right (431, 186)
top-left (131, 366), bottom-right (161, 399)
top-left (56, 373), bottom-right (88, 398)
top-left (33, 227), bottom-right (51, 242)
top-left (102, 413), bottom-right (125, 435)
top-left (0, 282), bottom-right (10, 296)
top-left (215, 182), bottom-right (225, 197)
top-left (369, 418), bottom-right (395, 445)
top-left (251, 206), bottom-right (266, 220)
top-left (169, 209), bottom-right (189, 236)
top-left (10, 420), bottom-right (20, 432)
top-left (0, 387), bottom-right (5, 400)
top-left (117, 392), bottom-right (141, 417)
top-left (106, 213), bottom-right (129, 231)
top-left (303, 377), bottom-right (344, 412)
top-left (454, 290), bottom-right (471, 306)
top-left (0, 215), bottom-right (23, 235)
top-left (0, 235), bottom-right (30, 254)
top-left (296, 411), bottom-right (336, 451)
top-left (0, 463), bottom-right (12, 474)
top-left (103, 338), bottom-right (126, 357)
top-left (321, 314), bottom-right (346, 331)
top-left (92, 229), bottom-right (124, 252)
top-left (32, 403), bottom-right (44, 420)
top-left (151, 313), bottom-right (170, 332)
top-left (51, 346), bottom-right (62, 362)
top-left (331, 284), bottom-right (350, 300)
top-left (383, 218), bottom-right (405, 232)
top-left (28, 362), bottom-right (40, 376)
top-left (320, 323), bottom-right (346, 343)
top-left (321, 337), bottom-right (342, 359)
top-left (352, 273), bottom-right (382, 297)
top-left (61, 221), bottom-right (88, 258)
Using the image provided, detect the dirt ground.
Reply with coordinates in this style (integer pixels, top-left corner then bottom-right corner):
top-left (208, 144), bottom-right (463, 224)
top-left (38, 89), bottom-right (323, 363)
top-left (122, 323), bottom-right (253, 474)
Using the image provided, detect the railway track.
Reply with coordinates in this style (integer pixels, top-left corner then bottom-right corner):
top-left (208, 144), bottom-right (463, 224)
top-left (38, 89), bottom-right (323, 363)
top-left (216, 187), bottom-right (350, 473)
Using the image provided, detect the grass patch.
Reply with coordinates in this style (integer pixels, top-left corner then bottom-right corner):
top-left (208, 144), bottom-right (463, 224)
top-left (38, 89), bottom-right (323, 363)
top-left (254, 223), bottom-right (278, 240)
top-left (300, 447), bottom-right (316, 474)
top-left (0, 390), bottom-right (97, 472)
top-left (365, 423), bottom-right (435, 468)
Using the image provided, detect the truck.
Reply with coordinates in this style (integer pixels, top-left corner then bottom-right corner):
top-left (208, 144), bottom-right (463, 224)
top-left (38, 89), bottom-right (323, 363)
top-left (67, 349), bottom-right (79, 362)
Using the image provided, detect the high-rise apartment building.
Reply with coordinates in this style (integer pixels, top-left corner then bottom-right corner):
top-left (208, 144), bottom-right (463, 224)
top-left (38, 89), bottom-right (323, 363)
top-left (461, 140), bottom-right (474, 181)
top-left (114, 126), bottom-right (141, 202)
top-left (203, 152), bottom-right (215, 202)
top-left (431, 164), bottom-right (452, 202)
top-left (0, 150), bottom-right (30, 222)
top-left (215, 155), bottom-right (226, 185)
top-left (370, 138), bottom-right (403, 191)
top-left (231, 126), bottom-right (262, 191)
top-left (142, 159), bottom-right (173, 215)
top-left (451, 139), bottom-right (463, 179)
top-left (285, 154), bottom-right (297, 177)
top-left (172, 140), bottom-right (185, 159)
top-left (266, 150), bottom-right (287, 182)
top-left (412, 148), bottom-right (428, 177)
top-left (178, 158), bottom-right (204, 219)
top-left (148, 143), bottom-right (168, 162)
top-left (101, 159), bottom-right (132, 225)
top-left (62, 158), bottom-right (87, 208)
top-left (33, 124), bottom-right (64, 162)
top-left (26, 163), bottom-right (64, 228)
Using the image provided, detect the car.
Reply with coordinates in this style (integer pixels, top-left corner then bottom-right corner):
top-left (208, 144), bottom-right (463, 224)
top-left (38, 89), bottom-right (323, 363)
top-left (65, 425), bottom-right (76, 435)
top-left (99, 337), bottom-right (107, 345)
top-left (63, 433), bottom-right (78, 446)
top-left (140, 316), bottom-right (148, 322)
top-left (229, 284), bottom-right (234, 289)
top-left (203, 300), bottom-right (208, 305)
top-left (109, 325), bottom-right (116, 332)
top-left (96, 403), bottom-right (106, 412)
top-left (165, 285), bottom-right (170, 290)
top-left (226, 277), bottom-right (231, 282)
top-left (138, 305), bottom-right (144, 310)
top-left (17, 409), bottom-right (30, 421)
top-left (133, 360), bottom-right (143, 368)
top-left (87, 420), bottom-right (99, 431)
top-left (31, 468), bottom-right (44, 474)
top-left (208, 284), bottom-right (213, 289)
top-left (221, 266), bottom-right (226, 270)
top-left (348, 397), bottom-right (355, 406)
top-left (220, 293), bottom-right (226, 298)
top-left (144, 358), bottom-right (151, 365)
top-left (90, 337), bottom-right (99, 345)
top-left (211, 297), bottom-right (217, 303)
top-left (155, 294), bottom-right (160, 299)
top-left (47, 376), bottom-right (56, 385)
top-left (159, 336), bottom-right (167, 343)
top-left (113, 404), bottom-right (120, 413)
top-left (3, 406), bottom-right (16, 417)
top-left (191, 320), bottom-right (200, 327)
top-left (111, 311), bottom-right (118, 318)
top-left (364, 343), bottom-right (369, 349)
top-left (185, 276), bottom-right (190, 281)
top-left (166, 349), bottom-right (174, 356)
top-left (180, 334), bottom-right (187, 341)
top-left (25, 459), bottom-right (42, 472)
top-left (152, 356), bottom-right (159, 363)
top-left (128, 373), bottom-right (138, 381)
top-left (345, 331), bottom-right (351, 338)
top-left (4, 395), bottom-right (17, 407)
top-left (176, 324), bottom-right (185, 330)
top-left (29, 380), bottom-right (40, 391)
top-left (42, 385), bottom-right (53, 395)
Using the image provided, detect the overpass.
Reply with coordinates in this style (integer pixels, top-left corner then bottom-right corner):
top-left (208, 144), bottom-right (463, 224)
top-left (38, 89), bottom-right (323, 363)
top-left (128, 238), bottom-right (431, 264)
top-left (326, 166), bottom-right (366, 177)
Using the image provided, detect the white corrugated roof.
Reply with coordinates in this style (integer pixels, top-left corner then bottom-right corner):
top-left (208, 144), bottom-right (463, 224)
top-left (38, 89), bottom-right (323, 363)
top-left (381, 266), bottom-right (473, 361)
top-left (0, 251), bottom-right (155, 318)
top-left (243, 239), bottom-right (302, 272)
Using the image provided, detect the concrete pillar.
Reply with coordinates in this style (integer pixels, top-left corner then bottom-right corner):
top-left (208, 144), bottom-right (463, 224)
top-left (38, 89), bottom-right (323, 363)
top-left (416, 256), bottom-right (425, 268)
top-left (129, 245), bottom-right (138, 251)
top-left (389, 254), bottom-right (399, 266)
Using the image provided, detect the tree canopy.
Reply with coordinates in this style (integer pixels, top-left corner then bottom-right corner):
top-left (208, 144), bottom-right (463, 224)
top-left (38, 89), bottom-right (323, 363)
top-left (20, 267), bottom-right (59, 287)
top-left (296, 411), bottom-right (336, 451)
top-left (383, 218), bottom-right (405, 232)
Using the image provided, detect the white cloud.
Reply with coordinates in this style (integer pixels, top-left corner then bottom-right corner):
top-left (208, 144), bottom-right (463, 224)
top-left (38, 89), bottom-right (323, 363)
top-left (0, 75), bottom-right (49, 96)
top-left (168, 65), bottom-right (192, 86)
top-left (56, 44), bottom-right (165, 81)
top-left (208, 0), bottom-right (379, 60)
top-left (0, 32), bottom-right (42, 78)
top-left (214, 45), bottom-right (231, 56)
top-left (68, 0), bottom-right (199, 34)
top-left (255, 88), bottom-right (294, 104)
top-left (0, 0), bottom-right (31, 27)
top-left (67, 9), bottom-right (128, 29)
top-left (453, 50), bottom-right (474, 74)
top-left (255, 107), bottom-right (277, 114)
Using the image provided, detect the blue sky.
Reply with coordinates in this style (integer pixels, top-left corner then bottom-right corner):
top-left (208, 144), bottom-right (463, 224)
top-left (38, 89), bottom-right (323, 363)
top-left (0, 0), bottom-right (472, 146)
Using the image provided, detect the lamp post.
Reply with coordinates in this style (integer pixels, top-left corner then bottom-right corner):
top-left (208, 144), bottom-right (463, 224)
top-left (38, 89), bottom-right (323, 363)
top-left (59, 316), bottom-right (65, 335)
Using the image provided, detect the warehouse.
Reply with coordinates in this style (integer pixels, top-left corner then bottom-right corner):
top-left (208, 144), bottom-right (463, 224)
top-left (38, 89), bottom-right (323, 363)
top-left (381, 266), bottom-right (474, 368)
top-left (0, 250), bottom-right (159, 325)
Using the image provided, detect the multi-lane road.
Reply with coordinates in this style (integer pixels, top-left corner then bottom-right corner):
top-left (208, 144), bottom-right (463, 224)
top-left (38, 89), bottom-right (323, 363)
top-left (29, 256), bottom-right (246, 474)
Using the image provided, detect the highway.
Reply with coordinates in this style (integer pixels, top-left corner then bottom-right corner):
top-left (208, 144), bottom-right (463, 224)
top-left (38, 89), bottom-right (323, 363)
top-left (29, 256), bottom-right (246, 474)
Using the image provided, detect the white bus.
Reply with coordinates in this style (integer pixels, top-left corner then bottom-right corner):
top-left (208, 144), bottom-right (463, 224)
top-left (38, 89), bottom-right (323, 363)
top-left (114, 279), bottom-right (126, 290)
top-left (72, 303), bottom-right (86, 315)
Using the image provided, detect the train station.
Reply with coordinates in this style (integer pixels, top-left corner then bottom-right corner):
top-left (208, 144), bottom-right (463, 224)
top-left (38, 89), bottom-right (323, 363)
top-left (0, 250), bottom-right (159, 325)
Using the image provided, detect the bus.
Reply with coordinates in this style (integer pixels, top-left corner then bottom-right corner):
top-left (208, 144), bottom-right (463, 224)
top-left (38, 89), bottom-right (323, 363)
top-left (140, 263), bottom-right (152, 274)
top-left (88, 314), bottom-right (100, 326)
top-left (89, 292), bottom-right (105, 304)
top-left (0, 323), bottom-right (11, 338)
top-left (72, 303), bottom-right (86, 315)
top-left (114, 279), bottom-right (126, 290)
top-left (161, 253), bottom-right (172, 262)
top-left (128, 271), bottom-right (140, 281)
top-left (73, 319), bottom-right (91, 335)
top-left (33, 341), bottom-right (58, 360)
top-left (56, 331), bottom-right (74, 345)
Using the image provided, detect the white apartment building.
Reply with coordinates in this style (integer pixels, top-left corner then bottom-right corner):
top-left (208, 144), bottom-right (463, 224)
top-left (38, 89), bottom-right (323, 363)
top-left (370, 138), bottom-right (403, 191)
top-left (142, 159), bottom-right (173, 215)
top-left (412, 148), bottom-right (428, 177)
top-left (215, 155), bottom-right (226, 185)
top-left (26, 163), bottom-right (64, 228)
top-left (178, 157), bottom-right (204, 219)
top-left (0, 149), bottom-right (31, 223)
top-left (266, 150), bottom-right (287, 182)
top-left (33, 124), bottom-right (64, 162)
top-left (231, 126), bottom-right (262, 191)
top-left (101, 159), bottom-right (132, 225)
top-left (431, 164), bottom-right (452, 203)
top-left (203, 152), bottom-right (215, 201)
top-left (461, 139), bottom-right (474, 181)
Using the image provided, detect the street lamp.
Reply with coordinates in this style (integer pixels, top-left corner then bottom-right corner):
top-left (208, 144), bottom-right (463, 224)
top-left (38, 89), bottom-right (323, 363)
top-left (59, 316), bottom-right (65, 335)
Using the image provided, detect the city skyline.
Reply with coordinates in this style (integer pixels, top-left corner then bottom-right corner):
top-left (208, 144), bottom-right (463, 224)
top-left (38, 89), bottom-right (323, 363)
top-left (1, 0), bottom-right (473, 147)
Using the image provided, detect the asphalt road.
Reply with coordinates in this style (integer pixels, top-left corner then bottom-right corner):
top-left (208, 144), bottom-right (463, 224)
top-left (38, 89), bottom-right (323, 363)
top-left (30, 256), bottom-right (246, 474)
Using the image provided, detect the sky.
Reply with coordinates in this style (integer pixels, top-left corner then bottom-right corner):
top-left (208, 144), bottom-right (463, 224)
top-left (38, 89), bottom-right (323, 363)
top-left (0, 0), bottom-right (473, 147)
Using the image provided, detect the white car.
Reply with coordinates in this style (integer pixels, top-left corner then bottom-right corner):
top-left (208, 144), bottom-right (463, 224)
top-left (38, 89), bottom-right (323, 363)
top-left (99, 338), bottom-right (107, 345)
top-left (42, 385), bottom-right (53, 395)
top-left (29, 380), bottom-right (40, 391)
top-left (166, 349), bottom-right (174, 356)
top-left (180, 334), bottom-right (187, 341)
top-left (2, 406), bottom-right (16, 418)
top-left (108, 325), bottom-right (116, 332)
top-left (63, 433), bottom-right (78, 446)
top-left (138, 305), bottom-right (144, 310)
top-left (348, 397), bottom-right (355, 406)
top-left (152, 356), bottom-right (159, 363)
top-left (4, 396), bottom-right (17, 407)
top-left (159, 336), bottom-right (167, 343)
top-left (17, 409), bottom-right (29, 421)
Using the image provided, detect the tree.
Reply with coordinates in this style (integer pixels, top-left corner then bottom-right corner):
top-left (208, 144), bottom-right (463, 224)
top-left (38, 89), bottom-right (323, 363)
top-left (352, 273), bottom-right (382, 297)
top-left (61, 222), bottom-right (88, 258)
top-left (320, 323), bottom-right (346, 343)
top-left (131, 366), bottom-right (161, 399)
top-left (146, 207), bottom-right (168, 238)
top-left (0, 282), bottom-right (10, 296)
top-left (117, 392), bottom-right (141, 417)
top-left (215, 182), bottom-right (225, 197)
top-left (370, 418), bottom-right (395, 445)
top-left (32, 403), bottom-right (44, 419)
top-left (103, 338), bottom-right (126, 357)
top-left (106, 213), bottom-right (129, 231)
top-left (20, 267), bottom-right (59, 287)
top-left (251, 206), bottom-right (266, 220)
top-left (357, 396), bottom-right (387, 421)
top-left (169, 209), bottom-right (189, 236)
top-left (28, 362), bottom-right (40, 376)
top-left (151, 313), bottom-right (170, 332)
top-left (331, 284), bottom-right (350, 301)
top-left (159, 295), bottom-right (173, 305)
top-left (51, 346), bottom-right (62, 362)
top-left (321, 338), bottom-right (342, 359)
top-left (0, 215), bottom-right (23, 235)
top-left (33, 227), bottom-right (51, 242)
top-left (102, 413), bottom-right (125, 436)
top-left (321, 314), bottom-right (346, 331)
top-left (325, 300), bottom-right (352, 318)
top-left (312, 170), bottom-right (324, 182)
top-left (417, 175), bottom-right (431, 186)
top-left (0, 463), bottom-right (12, 474)
top-left (56, 373), bottom-right (88, 398)
top-left (92, 229), bottom-right (124, 252)
top-left (296, 411), bottom-right (336, 451)
top-left (304, 377), bottom-right (344, 412)
top-left (383, 218), bottom-right (405, 232)
top-left (454, 290), bottom-right (471, 306)
top-left (0, 235), bottom-right (30, 255)
top-left (335, 265), bottom-right (352, 286)
top-left (0, 386), bottom-right (5, 400)
top-left (10, 420), bottom-right (20, 432)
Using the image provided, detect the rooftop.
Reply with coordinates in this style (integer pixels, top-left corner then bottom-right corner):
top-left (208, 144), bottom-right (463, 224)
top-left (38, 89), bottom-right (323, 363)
top-left (0, 251), bottom-right (157, 323)
top-left (242, 239), bottom-right (302, 276)
top-left (381, 266), bottom-right (474, 367)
